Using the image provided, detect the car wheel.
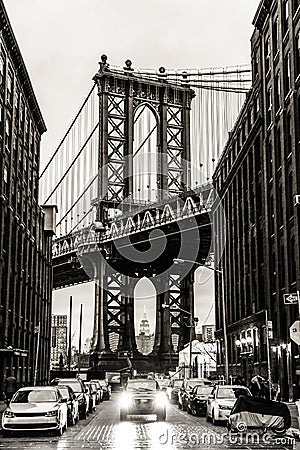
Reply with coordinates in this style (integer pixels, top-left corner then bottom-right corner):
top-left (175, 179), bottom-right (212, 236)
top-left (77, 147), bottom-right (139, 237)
top-left (182, 400), bottom-right (187, 412)
top-left (212, 409), bottom-right (219, 426)
top-left (120, 410), bottom-right (127, 421)
top-left (206, 410), bottom-right (211, 422)
top-left (80, 409), bottom-right (87, 420)
top-left (187, 404), bottom-right (192, 415)
top-left (56, 423), bottom-right (63, 436)
top-left (64, 419), bottom-right (68, 432)
top-left (2, 430), bottom-right (11, 437)
top-left (70, 413), bottom-right (76, 426)
top-left (178, 401), bottom-right (182, 409)
top-left (157, 409), bottom-right (166, 421)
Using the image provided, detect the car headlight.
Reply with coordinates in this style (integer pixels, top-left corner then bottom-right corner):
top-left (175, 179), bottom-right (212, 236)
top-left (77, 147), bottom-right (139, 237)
top-left (45, 409), bottom-right (58, 417)
top-left (218, 404), bottom-right (230, 410)
top-left (4, 410), bottom-right (15, 418)
top-left (155, 392), bottom-right (167, 407)
top-left (119, 393), bottom-right (133, 408)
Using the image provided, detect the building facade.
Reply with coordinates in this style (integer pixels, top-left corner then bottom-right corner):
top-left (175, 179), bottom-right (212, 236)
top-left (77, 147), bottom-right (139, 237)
top-left (213, 0), bottom-right (300, 401)
top-left (0, 1), bottom-right (54, 397)
top-left (50, 315), bottom-right (68, 367)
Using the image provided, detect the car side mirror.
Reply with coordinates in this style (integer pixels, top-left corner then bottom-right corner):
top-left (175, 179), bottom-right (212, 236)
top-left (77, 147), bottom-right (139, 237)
top-left (60, 398), bottom-right (68, 403)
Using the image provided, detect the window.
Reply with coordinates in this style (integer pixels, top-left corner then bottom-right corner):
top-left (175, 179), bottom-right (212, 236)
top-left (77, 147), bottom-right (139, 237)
top-left (275, 71), bottom-right (281, 111)
top-left (273, 18), bottom-right (279, 56)
top-left (3, 165), bottom-right (8, 196)
top-left (283, 0), bottom-right (289, 35)
top-left (6, 70), bottom-right (13, 104)
top-left (0, 54), bottom-right (4, 86)
top-left (267, 87), bottom-right (272, 126)
top-left (5, 117), bottom-right (11, 148)
top-left (296, 32), bottom-right (300, 75)
top-left (275, 126), bottom-right (282, 169)
top-left (284, 52), bottom-right (291, 95)
top-left (265, 37), bottom-right (271, 73)
top-left (293, 0), bottom-right (300, 14)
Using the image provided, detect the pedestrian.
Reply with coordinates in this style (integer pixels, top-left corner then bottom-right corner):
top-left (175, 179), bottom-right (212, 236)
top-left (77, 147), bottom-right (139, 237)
top-left (4, 372), bottom-right (18, 404)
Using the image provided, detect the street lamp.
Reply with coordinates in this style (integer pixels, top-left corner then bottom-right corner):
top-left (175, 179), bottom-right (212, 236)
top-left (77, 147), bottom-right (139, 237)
top-left (162, 304), bottom-right (198, 378)
top-left (173, 257), bottom-right (228, 384)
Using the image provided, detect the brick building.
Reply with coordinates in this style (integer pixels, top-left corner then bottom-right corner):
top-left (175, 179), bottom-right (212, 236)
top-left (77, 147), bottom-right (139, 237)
top-left (0, 0), bottom-right (55, 396)
top-left (213, 0), bottom-right (300, 401)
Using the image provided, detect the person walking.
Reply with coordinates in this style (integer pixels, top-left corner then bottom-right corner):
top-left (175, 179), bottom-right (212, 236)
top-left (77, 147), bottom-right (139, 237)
top-left (4, 373), bottom-right (18, 404)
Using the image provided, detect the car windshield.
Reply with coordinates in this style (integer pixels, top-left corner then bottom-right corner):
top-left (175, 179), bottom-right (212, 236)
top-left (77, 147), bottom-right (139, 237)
top-left (217, 387), bottom-right (250, 399)
top-left (195, 386), bottom-right (213, 395)
top-left (126, 380), bottom-right (158, 392)
top-left (172, 380), bottom-right (182, 387)
top-left (187, 380), bottom-right (205, 389)
top-left (59, 380), bottom-right (82, 393)
top-left (12, 390), bottom-right (57, 403)
top-left (57, 388), bottom-right (69, 399)
top-left (99, 381), bottom-right (107, 387)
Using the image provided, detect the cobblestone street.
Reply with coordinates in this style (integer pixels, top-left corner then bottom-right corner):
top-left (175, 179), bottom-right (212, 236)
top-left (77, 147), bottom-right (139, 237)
top-left (0, 393), bottom-right (298, 450)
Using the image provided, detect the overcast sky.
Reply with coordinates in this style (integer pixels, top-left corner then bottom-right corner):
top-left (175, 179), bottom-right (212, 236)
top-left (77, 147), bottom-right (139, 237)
top-left (5, 0), bottom-right (260, 347)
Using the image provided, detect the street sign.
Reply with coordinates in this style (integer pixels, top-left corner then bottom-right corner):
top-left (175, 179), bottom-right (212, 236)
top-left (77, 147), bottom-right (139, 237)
top-left (284, 293), bottom-right (299, 305)
top-left (289, 320), bottom-right (300, 345)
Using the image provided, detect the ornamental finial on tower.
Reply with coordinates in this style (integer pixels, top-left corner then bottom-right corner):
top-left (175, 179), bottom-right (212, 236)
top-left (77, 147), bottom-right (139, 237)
top-left (99, 54), bottom-right (109, 73)
top-left (124, 59), bottom-right (134, 71)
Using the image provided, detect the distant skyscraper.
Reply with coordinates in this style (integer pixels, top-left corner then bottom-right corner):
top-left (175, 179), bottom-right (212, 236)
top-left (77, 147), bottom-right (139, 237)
top-left (136, 307), bottom-right (154, 355)
top-left (202, 325), bottom-right (215, 343)
top-left (51, 315), bottom-right (67, 366)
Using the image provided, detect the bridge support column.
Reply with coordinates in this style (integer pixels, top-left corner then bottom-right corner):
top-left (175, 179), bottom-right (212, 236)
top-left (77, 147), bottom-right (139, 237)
top-left (92, 258), bottom-right (110, 354)
top-left (178, 271), bottom-right (195, 351)
top-left (119, 276), bottom-right (138, 354)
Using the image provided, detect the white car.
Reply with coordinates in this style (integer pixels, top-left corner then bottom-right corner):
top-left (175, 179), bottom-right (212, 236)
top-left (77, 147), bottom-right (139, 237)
top-left (206, 384), bottom-right (252, 425)
top-left (2, 386), bottom-right (68, 436)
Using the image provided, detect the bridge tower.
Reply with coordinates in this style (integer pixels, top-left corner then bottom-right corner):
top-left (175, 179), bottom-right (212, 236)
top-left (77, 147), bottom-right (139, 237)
top-left (86, 56), bottom-right (207, 373)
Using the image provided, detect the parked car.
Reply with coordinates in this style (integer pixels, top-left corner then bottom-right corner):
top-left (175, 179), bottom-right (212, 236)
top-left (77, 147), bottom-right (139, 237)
top-left (85, 382), bottom-right (97, 412)
top-left (2, 386), bottom-right (68, 436)
top-left (98, 379), bottom-right (111, 400)
top-left (50, 377), bottom-right (89, 420)
top-left (166, 379), bottom-right (183, 404)
top-left (90, 379), bottom-right (103, 404)
top-left (56, 385), bottom-right (79, 426)
top-left (187, 384), bottom-right (213, 416)
top-left (178, 378), bottom-right (212, 411)
top-left (119, 379), bottom-right (167, 421)
top-left (206, 384), bottom-right (252, 425)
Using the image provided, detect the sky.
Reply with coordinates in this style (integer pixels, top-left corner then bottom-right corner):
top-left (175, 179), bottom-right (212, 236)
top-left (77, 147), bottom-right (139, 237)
top-left (4, 0), bottom-right (260, 347)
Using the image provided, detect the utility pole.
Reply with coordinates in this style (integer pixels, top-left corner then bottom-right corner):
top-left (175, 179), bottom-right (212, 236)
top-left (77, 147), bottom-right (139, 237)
top-left (78, 304), bottom-right (83, 376)
top-left (68, 296), bottom-right (72, 370)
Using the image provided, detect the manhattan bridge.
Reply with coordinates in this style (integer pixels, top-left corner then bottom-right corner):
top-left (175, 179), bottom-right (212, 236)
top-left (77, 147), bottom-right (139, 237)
top-left (40, 55), bottom-right (251, 372)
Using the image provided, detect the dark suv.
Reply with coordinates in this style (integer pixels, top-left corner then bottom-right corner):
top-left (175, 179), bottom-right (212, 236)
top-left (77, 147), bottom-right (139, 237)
top-left (178, 378), bottom-right (212, 411)
top-left (50, 378), bottom-right (89, 420)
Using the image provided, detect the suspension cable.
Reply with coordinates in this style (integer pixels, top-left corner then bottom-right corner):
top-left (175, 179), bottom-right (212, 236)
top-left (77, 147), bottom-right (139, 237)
top-left (39, 84), bottom-right (96, 179)
top-left (43, 122), bottom-right (99, 204)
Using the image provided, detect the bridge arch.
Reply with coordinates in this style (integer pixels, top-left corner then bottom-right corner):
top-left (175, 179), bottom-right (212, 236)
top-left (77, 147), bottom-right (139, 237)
top-left (133, 104), bottom-right (159, 203)
top-left (134, 277), bottom-right (156, 355)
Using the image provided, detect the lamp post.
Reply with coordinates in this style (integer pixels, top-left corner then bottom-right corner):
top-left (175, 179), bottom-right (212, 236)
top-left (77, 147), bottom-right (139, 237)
top-left (173, 258), bottom-right (228, 384)
top-left (162, 303), bottom-right (198, 378)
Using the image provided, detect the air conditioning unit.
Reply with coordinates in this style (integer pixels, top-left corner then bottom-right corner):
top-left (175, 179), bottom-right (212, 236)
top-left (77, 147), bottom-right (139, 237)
top-left (294, 195), bottom-right (300, 206)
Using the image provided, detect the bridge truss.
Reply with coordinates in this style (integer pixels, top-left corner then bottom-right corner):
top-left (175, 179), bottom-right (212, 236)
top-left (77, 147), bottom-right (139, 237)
top-left (41, 57), bottom-right (250, 371)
